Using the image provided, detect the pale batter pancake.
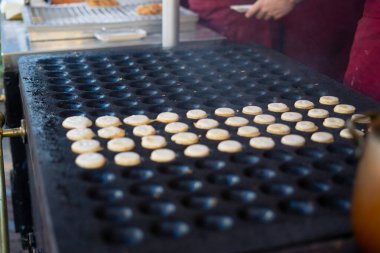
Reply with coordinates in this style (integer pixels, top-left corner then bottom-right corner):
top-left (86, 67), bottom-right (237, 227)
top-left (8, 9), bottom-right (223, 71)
top-left (66, 128), bottom-right (95, 141)
top-left (75, 153), bottom-right (106, 169)
top-left (98, 126), bottom-right (125, 139)
top-left (225, 116), bottom-right (249, 127)
top-left (294, 100), bottom-right (314, 110)
top-left (351, 114), bottom-right (371, 124)
top-left (184, 144), bottom-right (210, 158)
top-left (323, 117), bottom-right (345, 129)
top-left (165, 122), bottom-right (189, 134)
top-left (186, 109), bottom-right (207, 120)
top-left (237, 126), bottom-right (260, 137)
top-left (151, 149), bottom-right (176, 163)
top-left (133, 125), bottom-right (156, 137)
top-left (308, 108), bottom-right (329, 119)
top-left (340, 128), bottom-right (364, 139)
top-left (171, 132), bottom-right (199, 145)
top-left (206, 128), bottom-right (230, 141)
top-left (268, 103), bottom-right (289, 113)
top-left (319, 96), bottom-right (339, 105)
top-left (334, 104), bottom-right (356, 114)
top-left (249, 137), bottom-right (275, 149)
top-left (114, 152), bottom-right (141, 166)
top-left (295, 121), bottom-right (318, 132)
top-left (95, 116), bottom-right (121, 128)
top-left (215, 107), bottom-right (235, 117)
top-left (266, 123), bottom-right (291, 135)
top-left (141, 135), bottom-right (167, 149)
top-left (281, 134), bottom-right (305, 147)
top-left (281, 112), bottom-right (303, 122)
top-left (254, 114), bottom-right (276, 125)
top-left (156, 112), bottom-right (179, 123)
top-left (217, 140), bottom-right (243, 153)
top-left (71, 139), bottom-right (101, 154)
top-left (123, 115), bottom-right (151, 126)
top-left (311, 132), bottom-right (334, 143)
top-left (107, 137), bottom-right (135, 152)
top-left (242, 105), bottom-right (263, 115)
top-left (62, 116), bottom-right (92, 129)
top-left (194, 118), bottom-right (219, 130)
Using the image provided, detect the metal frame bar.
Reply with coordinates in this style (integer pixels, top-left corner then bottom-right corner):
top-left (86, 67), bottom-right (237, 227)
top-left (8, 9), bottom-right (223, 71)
top-left (0, 112), bottom-right (26, 253)
top-left (0, 122), bottom-right (9, 253)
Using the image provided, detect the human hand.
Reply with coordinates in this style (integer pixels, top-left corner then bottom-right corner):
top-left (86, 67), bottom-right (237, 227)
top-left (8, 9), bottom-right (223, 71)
top-left (245, 0), bottom-right (299, 20)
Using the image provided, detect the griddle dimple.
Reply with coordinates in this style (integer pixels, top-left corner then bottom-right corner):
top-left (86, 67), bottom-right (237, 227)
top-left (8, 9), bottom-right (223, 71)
top-left (140, 200), bottom-right (176, 217)
top-left (18, 42), bottom-right (379, 253)
top-left (239, 205), bottom-right (276, 223)
top-left (280, 162), bottom-right (311, 176)
top-left (152, 219), bottom-right (190, 238)
top-left (245, 166), bottom-right (277, 180)
top-left (95, 204), bottom-right (134, 222)
top-left (81, 170), bottom-right (116, 184)
top-left (279, 199), bottom-right (315, 216)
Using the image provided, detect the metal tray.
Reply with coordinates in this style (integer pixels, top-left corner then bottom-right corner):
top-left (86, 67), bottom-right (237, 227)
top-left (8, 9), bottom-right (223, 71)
top-left (18, 41), bottom-right (380, 253)
top-left (22, 1), bottom-right (198, 41)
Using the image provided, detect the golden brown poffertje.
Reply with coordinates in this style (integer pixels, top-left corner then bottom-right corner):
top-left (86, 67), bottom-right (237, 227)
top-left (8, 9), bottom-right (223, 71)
top-left (87, 0), bottom-right (119, 7)
top-left (135, 3), bottom-right (162, 15)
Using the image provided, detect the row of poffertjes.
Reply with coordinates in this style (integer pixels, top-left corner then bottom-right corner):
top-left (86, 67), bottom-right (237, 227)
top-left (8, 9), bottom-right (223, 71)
top-left (62, 97), bottom-right (369, 169)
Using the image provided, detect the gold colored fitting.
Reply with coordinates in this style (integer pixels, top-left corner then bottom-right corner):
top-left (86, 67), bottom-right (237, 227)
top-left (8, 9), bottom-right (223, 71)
top-left (0, 89), bottom-right (6, 103)
top-left (1, 120), bottom-right (26, 138)
top-left (0, 94), bottom-right (5, 103)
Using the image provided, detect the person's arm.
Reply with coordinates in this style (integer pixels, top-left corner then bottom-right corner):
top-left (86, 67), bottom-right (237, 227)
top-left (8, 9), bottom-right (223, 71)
top-left (245, 0), bottom-right (302, 20)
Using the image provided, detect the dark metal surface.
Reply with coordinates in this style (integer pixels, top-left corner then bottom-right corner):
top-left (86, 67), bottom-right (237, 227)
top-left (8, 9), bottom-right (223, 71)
top-left (266, 237), bottom-right (359, 253)
top-left (18, 41), bottom-right (380, 253)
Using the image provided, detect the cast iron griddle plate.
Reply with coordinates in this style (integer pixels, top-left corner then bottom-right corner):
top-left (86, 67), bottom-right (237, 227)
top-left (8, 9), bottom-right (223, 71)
top-left (18, 42), bottom-right (379, 253)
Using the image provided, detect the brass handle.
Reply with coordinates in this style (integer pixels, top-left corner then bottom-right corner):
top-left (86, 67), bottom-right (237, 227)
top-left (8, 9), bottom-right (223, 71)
top-left (0, 112), bottom-right (26, 253)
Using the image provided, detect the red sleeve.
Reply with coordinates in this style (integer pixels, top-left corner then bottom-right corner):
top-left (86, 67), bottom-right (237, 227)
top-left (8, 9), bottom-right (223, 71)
top-left (283, 0), bottom-right (364, 81)
top-left (344, 0), bottom-right (380, 101)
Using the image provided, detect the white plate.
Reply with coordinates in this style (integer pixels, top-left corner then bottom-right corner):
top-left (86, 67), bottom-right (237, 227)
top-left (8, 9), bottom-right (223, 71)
top-left (230, 4), bottom-right (252, 13)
